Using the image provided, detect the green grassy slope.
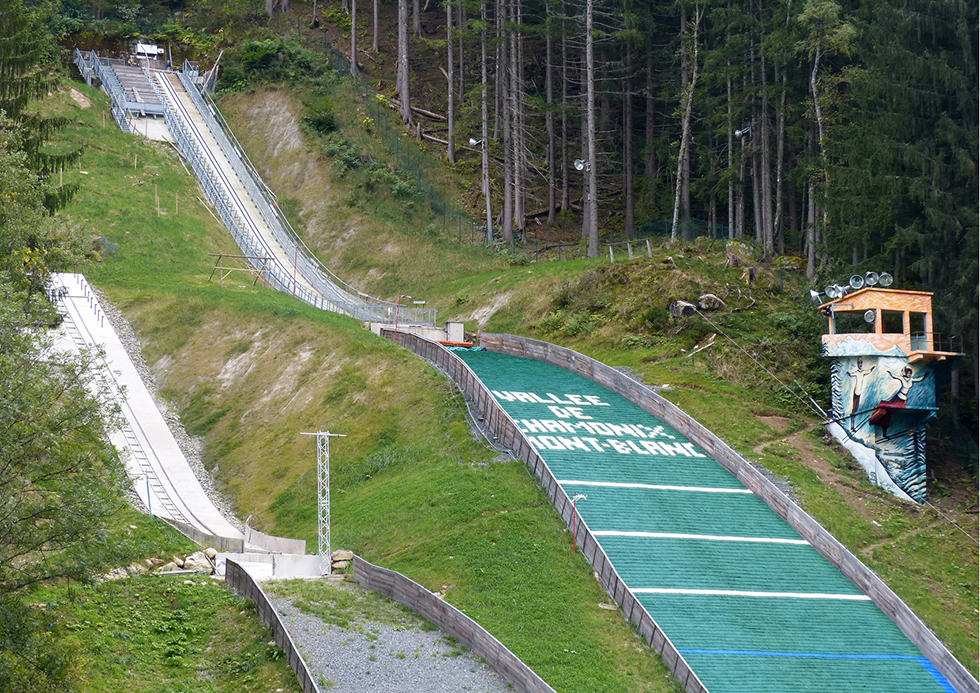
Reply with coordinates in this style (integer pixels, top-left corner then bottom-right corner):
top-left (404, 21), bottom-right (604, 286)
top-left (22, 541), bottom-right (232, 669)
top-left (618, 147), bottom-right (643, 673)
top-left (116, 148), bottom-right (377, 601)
top-left (46, 65), bottom-right (977, 692)
top-left (46, 82), bottom-right (685, 692)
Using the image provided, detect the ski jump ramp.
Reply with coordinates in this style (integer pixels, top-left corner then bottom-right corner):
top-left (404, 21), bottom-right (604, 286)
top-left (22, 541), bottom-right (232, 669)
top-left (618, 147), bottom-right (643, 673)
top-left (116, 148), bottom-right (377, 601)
top-left (386, 330), bottom-right (976, 693)
top-left (51, 273), bottom-right (243, 546)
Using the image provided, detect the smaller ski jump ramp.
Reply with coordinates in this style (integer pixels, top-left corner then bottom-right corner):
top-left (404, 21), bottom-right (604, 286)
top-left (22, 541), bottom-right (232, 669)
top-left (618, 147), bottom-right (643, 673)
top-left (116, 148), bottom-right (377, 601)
top-left (51, 273), bottom-right (244, 548)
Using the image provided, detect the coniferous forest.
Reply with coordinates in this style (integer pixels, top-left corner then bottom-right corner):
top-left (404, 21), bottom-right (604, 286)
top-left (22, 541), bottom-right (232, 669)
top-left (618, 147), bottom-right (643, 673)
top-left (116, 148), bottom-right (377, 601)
top-left (26, 0), bottom-right (980, 395)
top-left (0, 1), bottom-right (977, 689)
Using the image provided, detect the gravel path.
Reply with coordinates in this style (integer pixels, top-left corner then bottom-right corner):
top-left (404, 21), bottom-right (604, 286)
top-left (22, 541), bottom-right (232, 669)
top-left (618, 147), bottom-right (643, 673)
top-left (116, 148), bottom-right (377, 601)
top-left (269, 595), bottom-right (513, 693)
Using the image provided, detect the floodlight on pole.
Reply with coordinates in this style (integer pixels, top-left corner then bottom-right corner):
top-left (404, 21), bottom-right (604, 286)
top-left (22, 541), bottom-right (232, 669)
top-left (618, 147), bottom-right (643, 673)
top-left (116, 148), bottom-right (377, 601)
top-left (573, 158), bottom-right (591, 172)
top-left (469, 137), bottom-right (484, 147)
top-left (394, 294), bottom-right (411, 344)
top-left (301, 430), bottom-right (346, 575)
top-left (734, 126), bottom-right (752, 139)
top-left (572, 493), bottom-right (588, 555)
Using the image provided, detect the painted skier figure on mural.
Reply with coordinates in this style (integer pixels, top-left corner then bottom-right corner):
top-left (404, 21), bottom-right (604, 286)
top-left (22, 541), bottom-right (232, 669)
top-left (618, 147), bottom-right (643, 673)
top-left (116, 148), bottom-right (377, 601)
top-left (870, 366), bottom-right (926, 438)
top-left (845, 357), bottom-right (876, 431)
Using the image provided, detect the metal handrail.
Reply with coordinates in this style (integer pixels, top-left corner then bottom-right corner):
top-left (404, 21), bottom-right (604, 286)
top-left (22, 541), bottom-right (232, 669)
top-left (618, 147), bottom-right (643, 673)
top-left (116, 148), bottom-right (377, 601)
top-left (163, 85), bottom-right (398, 319)
top-left (187, 76), bottom-right (438, 324)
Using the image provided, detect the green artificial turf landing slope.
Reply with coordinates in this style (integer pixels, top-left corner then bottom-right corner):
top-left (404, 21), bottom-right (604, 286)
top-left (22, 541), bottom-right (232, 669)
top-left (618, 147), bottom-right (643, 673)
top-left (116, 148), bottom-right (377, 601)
top-left (455, 348), bottom-right (955, 693)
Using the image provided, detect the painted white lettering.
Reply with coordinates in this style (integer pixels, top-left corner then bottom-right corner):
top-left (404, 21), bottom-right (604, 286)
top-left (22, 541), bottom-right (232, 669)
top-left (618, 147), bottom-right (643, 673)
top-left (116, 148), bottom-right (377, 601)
top-left (582, 437), bottom-right (605, 452)
top-left (521, 419), bottom-right (548, 433)
top-left (546, 393), bottom-right (574, 405)
top-left (626, 440), bottom-right (650, 455)
top-left (658, 442), bottom-right (692, 457)
top-left (512, 392), bottom-right (536, 403)
top-left (530, 393), bottom-right (552, 404)
top-left (588, 422), bottom-right (613, 435)
top-left (566, 394), bottom-right (587, 405)
top-left (683, 443), bottom-right (706, 458)
top-left (541, 420), bottom-right (570, 433)
top-left (492, 390), bottom-right (516, 402)
top-left (584, 395), bottom-right (610, 406)
top-left (549, 405), bottom-right (571, 418)
top-left (537, 436), bottom-right (567, 451)
top-left (608, 440), bottom-right (632, 454)
top-left (567, 407), bottom-right (591, 420)
top-left (640, 441), bottom-right (664, 455)
top-left (557, 437), bottom-right (591, 452)
top-left (526, 436), bottom-right (544, 450)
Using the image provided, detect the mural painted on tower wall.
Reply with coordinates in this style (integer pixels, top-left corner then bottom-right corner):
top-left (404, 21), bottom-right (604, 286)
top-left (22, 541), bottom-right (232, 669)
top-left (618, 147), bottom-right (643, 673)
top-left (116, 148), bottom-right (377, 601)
top-left (829, 352), bottom-right (942, 504)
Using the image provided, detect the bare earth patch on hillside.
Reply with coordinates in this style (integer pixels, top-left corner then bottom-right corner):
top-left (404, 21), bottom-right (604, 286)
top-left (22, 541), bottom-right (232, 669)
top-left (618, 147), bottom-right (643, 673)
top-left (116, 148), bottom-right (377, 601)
top-left (221, 90), bottom-right (340, 254)
top-left (67, 86), bottom-right (91, 108)
top-left (466, 292), bottom-right (513, 329)
top-left (755, 414), bottom-right (791, 432)
top-left (754, 426), bottom-right (881, 524)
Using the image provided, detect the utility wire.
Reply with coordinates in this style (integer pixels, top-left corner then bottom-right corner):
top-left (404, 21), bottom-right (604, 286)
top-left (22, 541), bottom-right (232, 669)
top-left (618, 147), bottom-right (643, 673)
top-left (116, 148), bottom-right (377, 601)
top-left (696, 311), bottom-right (978, 544)
top-left (924, 501), bottom-right (980, 546)
top-left (694, 309), bottom-right (826, 419)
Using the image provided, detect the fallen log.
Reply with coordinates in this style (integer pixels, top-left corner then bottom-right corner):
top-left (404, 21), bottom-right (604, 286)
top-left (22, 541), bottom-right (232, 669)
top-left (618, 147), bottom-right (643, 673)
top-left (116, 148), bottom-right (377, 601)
top-left (383, 96), bottom-right (447, 121)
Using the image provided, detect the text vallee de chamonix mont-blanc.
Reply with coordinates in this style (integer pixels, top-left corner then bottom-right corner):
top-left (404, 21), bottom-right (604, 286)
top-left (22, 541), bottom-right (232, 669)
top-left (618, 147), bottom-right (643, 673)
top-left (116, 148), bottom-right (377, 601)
top-left (490, 390), bottom-right (706, 458)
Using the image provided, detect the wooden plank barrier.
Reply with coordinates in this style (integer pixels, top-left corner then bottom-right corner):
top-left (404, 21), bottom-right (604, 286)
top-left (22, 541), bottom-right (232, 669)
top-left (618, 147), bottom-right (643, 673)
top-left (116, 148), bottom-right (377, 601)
top-left (224, 560), bottom-right (321, 693)
top-left (353, 555), bottom-right (557, 693)
top-left (381, 328), bottom-right (710, 693)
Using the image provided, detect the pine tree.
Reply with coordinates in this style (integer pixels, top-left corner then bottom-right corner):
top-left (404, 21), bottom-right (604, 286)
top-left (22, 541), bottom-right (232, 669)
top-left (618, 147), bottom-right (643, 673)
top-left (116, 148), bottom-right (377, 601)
top-left (0, 0), bottom-right (82, 211)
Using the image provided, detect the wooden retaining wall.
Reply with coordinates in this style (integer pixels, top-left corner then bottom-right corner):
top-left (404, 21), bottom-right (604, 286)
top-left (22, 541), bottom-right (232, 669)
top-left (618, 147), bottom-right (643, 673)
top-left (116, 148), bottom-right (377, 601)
top-left (476, 332), bottom-right (978, 693)
top-left (380, 328), bottom-right (710, 693)
top-left (353, 555), bottom-right (557, 693)
top-left (224, 560), bottom-right (321, 693)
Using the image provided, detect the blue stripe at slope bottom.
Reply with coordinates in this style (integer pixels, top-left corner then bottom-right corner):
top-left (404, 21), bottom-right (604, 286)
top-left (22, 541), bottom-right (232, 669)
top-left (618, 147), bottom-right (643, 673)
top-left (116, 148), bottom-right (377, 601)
top-left (678, 650), bottom-right (957, 692)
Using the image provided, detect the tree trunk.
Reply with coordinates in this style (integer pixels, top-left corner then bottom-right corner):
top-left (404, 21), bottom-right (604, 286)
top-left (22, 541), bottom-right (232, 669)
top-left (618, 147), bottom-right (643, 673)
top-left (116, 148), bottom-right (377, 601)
top-left (546, 0), bottom-right (556, 226)
top-left (560, 0), bottom-right (569, 210)
top-left (774, 68), bottom-right (787, 255)
top-left (761, 53), bottom-right (773, 255)
top-left (493, 0), bottom-right (503, 140)
top-left (513, 0), bottom-right (526, 240)
top-left (501, 0), bottom-right (514, 248)
top-left (806, 180), bottom-right (816, 279)
top-left (398, 0), bottom-right (412, 125)
top-left (580, 55), bottom-right (589, 241)
top-left (678, 6), bottom-right (691, 237)
top-left (736, 133), bottom-right (745, 238)
top-left (447, 0), bottom-right (455, 164)
top-left (624, 44), bottom-right (635, 240)
top-left (752, 147), bottom-right (762, 244)
top-left (458, 3), bottom-right (465, 102)
top-left (585, 0), bottom-right (599, 256)
top-left (671, 9), bottom-right (700, 243)
top-left (644, 30), bottom-right (657, 184)
top-left (350, 0), bottom-right (358, 78)
top-left (481, 0), bottom-right (492, 242)
top-left (811, 46), bottom-right (827, 180)
top-left (372, 0), bottom-right (379, 52)
top-left (413, 0), bottom-right (421, 36)
top-left (727, 70), bottom-right (734, 239)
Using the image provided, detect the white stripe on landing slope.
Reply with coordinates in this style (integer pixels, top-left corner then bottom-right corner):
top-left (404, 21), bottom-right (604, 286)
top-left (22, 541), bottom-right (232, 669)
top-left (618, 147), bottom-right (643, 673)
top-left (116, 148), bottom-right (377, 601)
top-left (559, 479), bottom-right (753, 494)
top-left (592, 531), bottom-right (809, 545)
top-left (631, 587), bottom-right (870, 600)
